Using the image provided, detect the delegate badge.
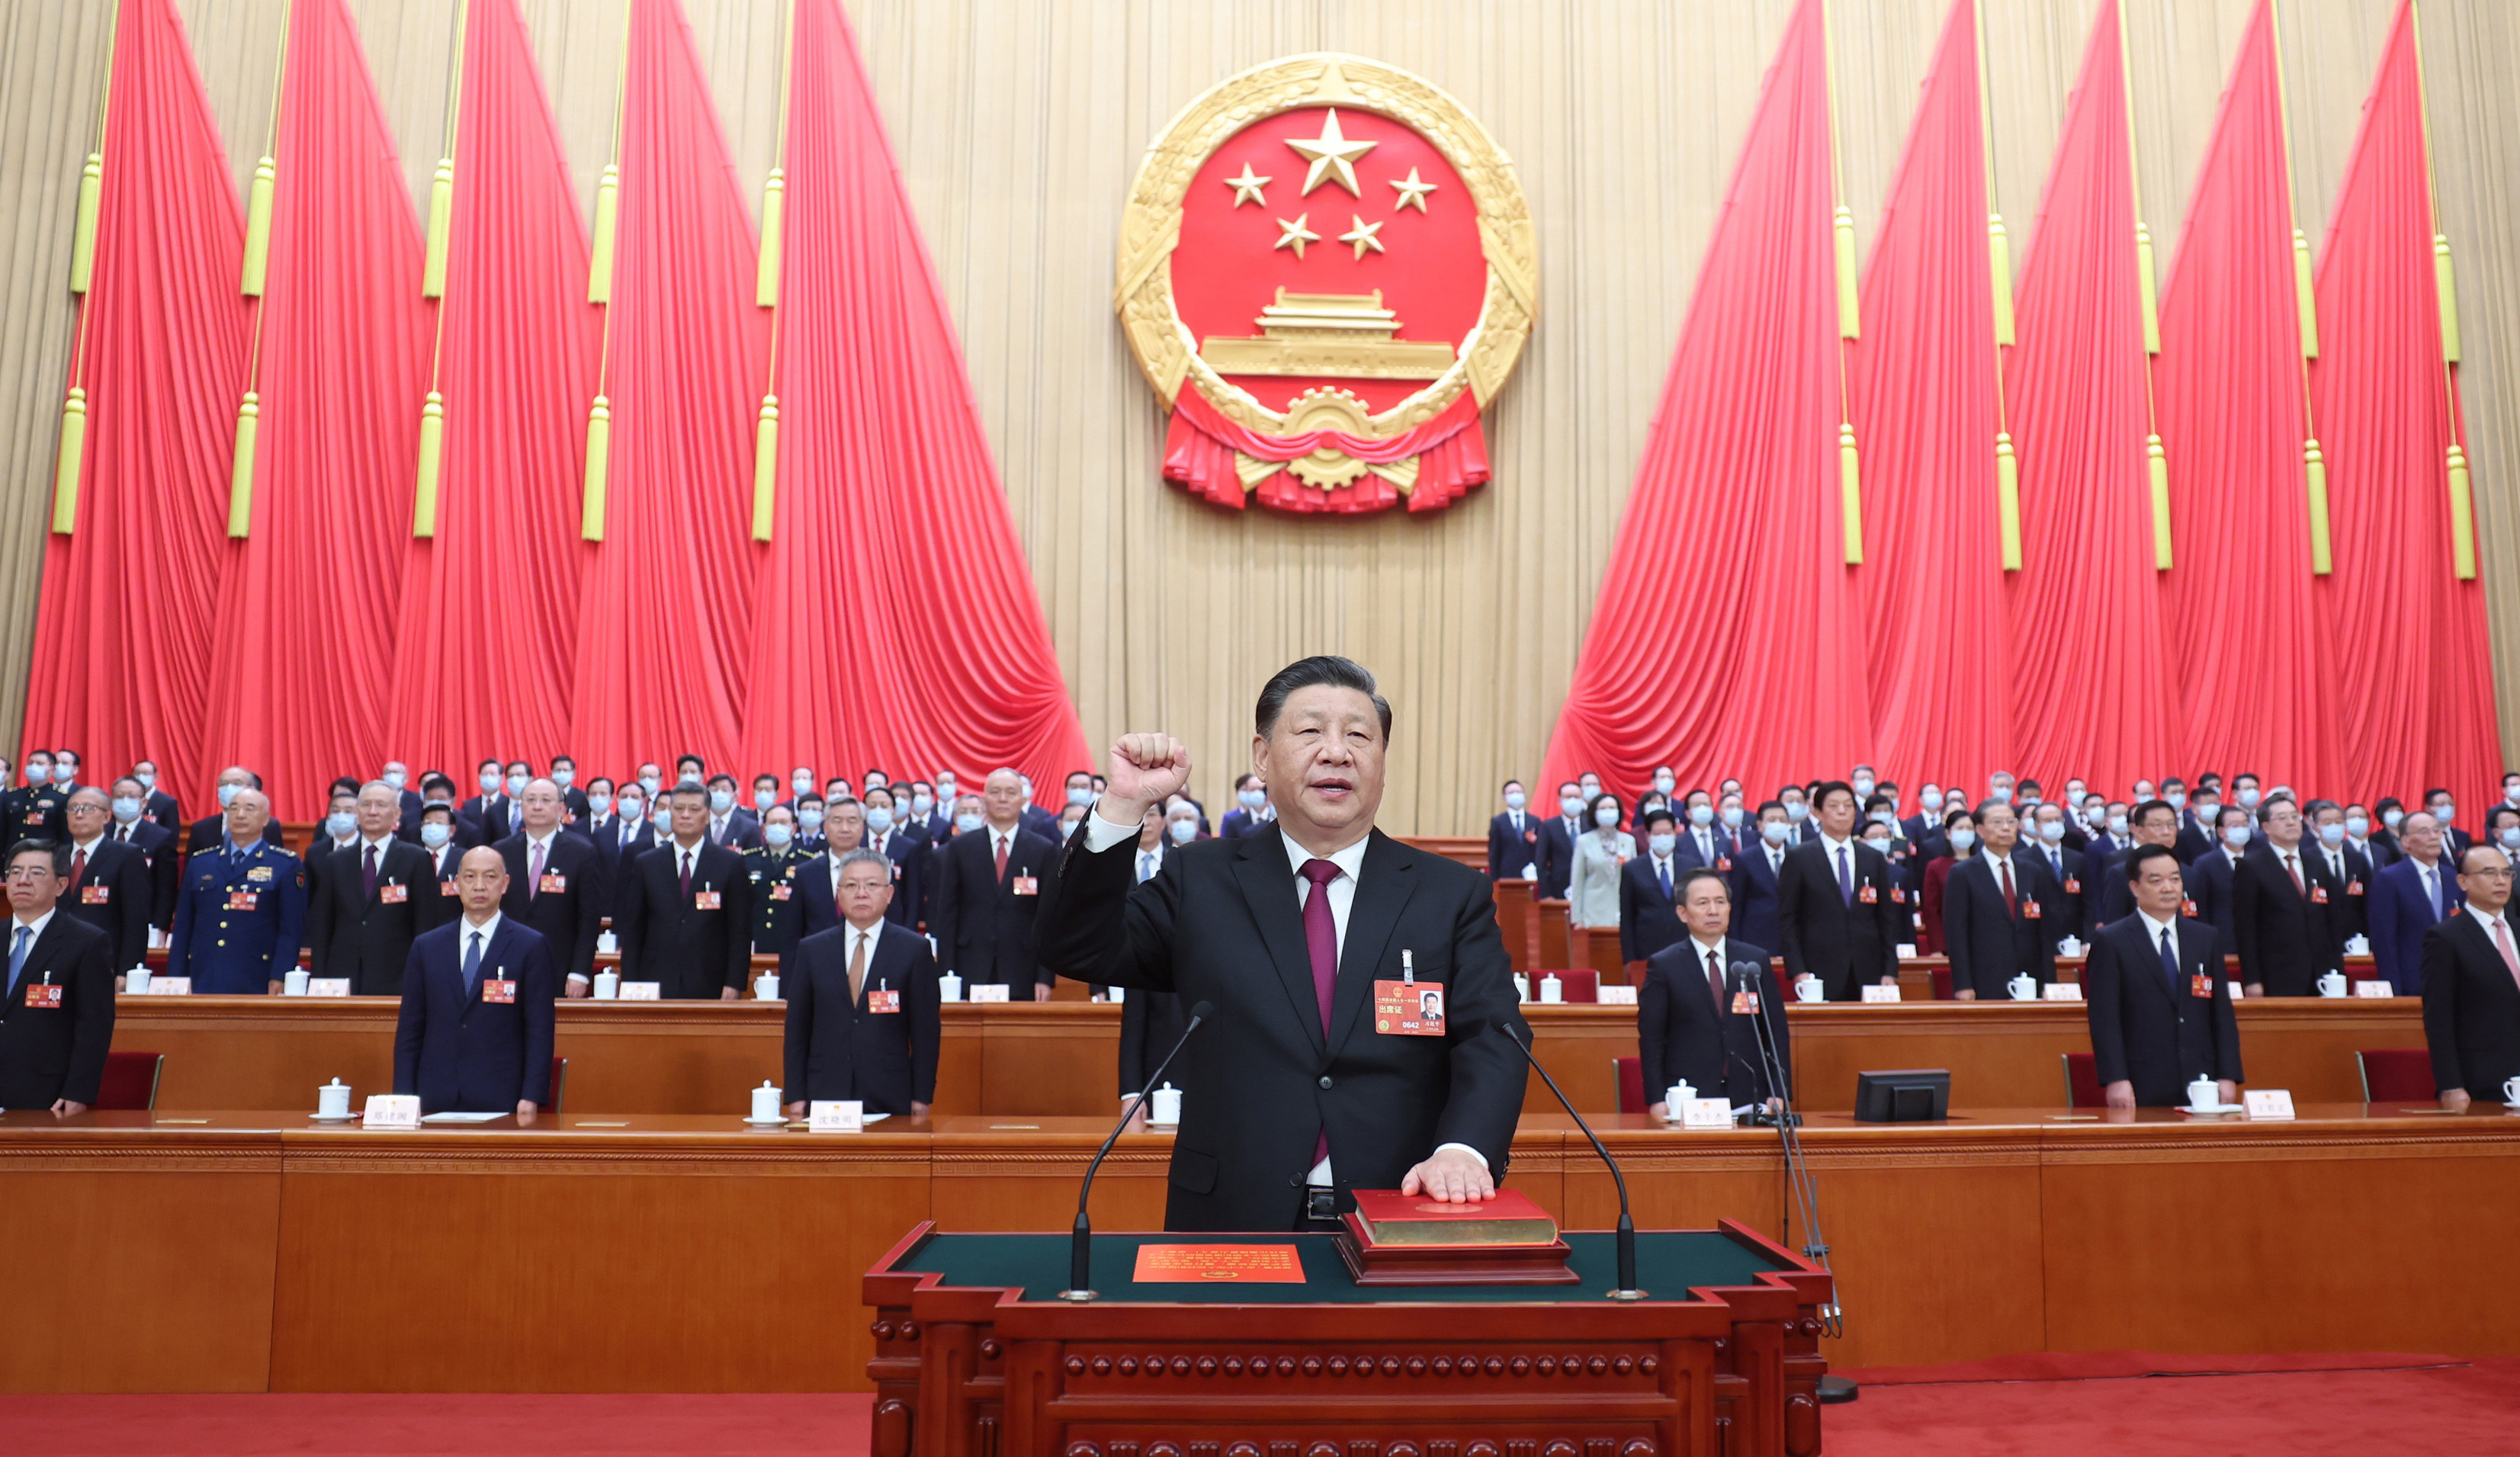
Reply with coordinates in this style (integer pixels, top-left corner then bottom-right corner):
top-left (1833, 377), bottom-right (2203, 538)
top-left (1373, 979), bottom-right (1444, 1035)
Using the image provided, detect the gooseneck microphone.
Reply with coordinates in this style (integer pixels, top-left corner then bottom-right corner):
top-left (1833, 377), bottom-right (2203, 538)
top-left (1732, 960), bottom-right (1841, 1343)
top-left (1505, 1020), bottom-right (1645, 1300)
top-left (1061, 999), bottom-right (1212, 1301)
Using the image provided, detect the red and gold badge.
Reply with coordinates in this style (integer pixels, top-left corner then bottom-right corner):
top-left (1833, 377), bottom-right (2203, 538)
top-left (1116, 55), bottom-right (1536, 515)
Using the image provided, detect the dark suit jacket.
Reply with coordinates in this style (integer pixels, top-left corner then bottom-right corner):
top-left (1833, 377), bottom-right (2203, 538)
top-left (414, 842), bottom-right (467, 933)
top-left (2421, 911), bottom-right (2520, 1099)
top-left (2082, 912), bottom-right (2242, 1106)
top-left (617, 841), bottom-right (753, 997)
top-left (1486, 810), bottom-right (1545, 881)
top-left (5, 785), bottom-right (67, 843)
top-left (146, 788), bottom-right (182, 835)
top-left (1535, 817), bottom-right (1584, 901)
top-left (593, 819), bottom-right (663, 919)
top-left (303, 838), bottom-right (432, 994)
top-left (1775, 837), bottom-right (1902, 1000)
top-left (781, 921), bottom-right (940, 1114)
top-left (1638, 937), bottom-right (1790, 1106)
top-left (2351, 835), bottom-right (2400, 871)
top-left (393, 787), bottom-right (425, 842)
top-left (2189, 848), bottom-right (2244, 942)
top-left (2370, 856), bottom-right (2461, 993)
top-left (862, 829), bottom-right (926, 929)
top-left (460, 793), bottom-right (516, 846)
top-left (2022, 842), bottom-right (2091, 943)
top-left (114, 820), bottom-right (179, 930)
top-left (391, 917), bottom-right (557, 1113)
top-left (931, 824), bottom-right (1060, 989)
top-left (2304, 842), bottom-right (2374, 953)
top-left (2173, 811), bottom-right (2213, 865)
top-left (1943, 852), bottom-right (2059, 997)
top-left (2233, 841), bottom-right (2335, 995)
top-left (1616, 853), bottom-right (1687, 965)
top-left (707, 811), bottom-right (763, 852)
top-left (496, 833), bottom-right (608, 985)
top-left (1731, 842), bottom-right (1788, 954)
top-left (1034, 820), bottom-right (1527, 1233)
top-left (61, 838), bottom-right (151, 974)
top-left (1119, 986), bottom-right (1196, 1097)
top-left (0, 913), bottom-right (116, 1108)
top-left (1221, 807), bottom-right (1273, 842)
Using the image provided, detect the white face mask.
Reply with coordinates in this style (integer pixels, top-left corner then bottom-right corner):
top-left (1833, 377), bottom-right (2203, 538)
top-left (111, 796), bottom-right (143, 823)
top-left (136, 770), bottom-right (158, 790)
top-left (865, 807), bottom-right (894, 833)
top-left (1068, 786), bottom-right (1094, 807)
top-left (911, 794), bottom-right (934, 817)
top-left (799, 809), bottom-right (824, 831)
top-left (2037, 820), bottom-right (2066, 843)
top-left (1761, 821), bottom-right (1792, 846)
top-left (383, 769), bottom-right (408, 791)
top-left (1947, 828), bottom-right (1977, 852)
top-left (1594, 805), bottom-right (1620, 828)
top-left (710, 789), bottom-right (734, 814)
top-left (640, 775), bottom-right (663, 797)
top-left (1689, 804), bottom-right (1715, 827)
top-left (420, 823), bottom-right (452, 849)
top-left (1784, 801), bottom-right (1809, 823)
top-left (762, 823), bottom-right (795, 849)
top-left (795, 775), bottom-right (816, 795)
top-left (2107, 815), bottom-right (2128, 836)
top-left (618, 800), bottom-right (644, 823)
top-left (506, 772), bottom-right (528, 797)
top-left (53, 764), bottom-right (75, 785)
top-left (326, 812), bottom-right (356, 839)
top-left (1560, 796), bottom-right (1586, 819)
top-left (955, 811), bottom-right (984, 834)
top-left (2236, 788), bottom-right (2262, 808)
top-left (553, 767), bottom-right (575, 788)
top-left (1168, 819), bottom-right (1198, 844)
top-left (2223, 824), bottom-right (2252, 847)
top-left (755, 789), bottom-right (777, 813)
top-left (1990, 786), bottom-right (2014, 804)
top-left (2346, 816), bottom-right (2371, 838)
top-left (1648, 833), bottom-right (1677, 857)
top-left (2435, 803), bottom-right (2457, 826)
top-left (2502, 827), bottom-right (2520, 851)
top-left (217, 782), bottom-right (242, 808)
top-left (1653, 775), bottom-right (1675, 795)
top-left (1503, 790), bottom-right (1526, 811)
top-left (2166, 790), bottom-right (2188, 809)
top-left (479, 771), bottom-right (501, 794)
top-left (2382, 807), bottom-right (2404, 830)
top-left (589, 793), bottom-right (613, 816)
top-left (1719, 805), bottom-right (1743, 828)
top-left (1920, 789), bottom-right (1944, 814)
top-left (2319, 823), bottom-right (2347, 847)
top-left (1852, 778), bottom-right (1875, 797)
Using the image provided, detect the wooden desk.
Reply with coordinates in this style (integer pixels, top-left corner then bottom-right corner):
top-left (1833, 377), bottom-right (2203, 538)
top-left (109, 996), bottom-right (2429, 1118)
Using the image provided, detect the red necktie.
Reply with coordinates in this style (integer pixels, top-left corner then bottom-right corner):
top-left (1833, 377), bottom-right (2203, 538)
top-left (1999, 858), bottom-right (2017, 917)
top-left (1706, 946), bottom-right (1725, 1013)
top-left (1300, 858), bottom-right (1341, 1166)
top-left (994, 835), bottom-right (1009, 882)
top-left (69, 847), bottom-right (86, 891)
top-left (679, 849), bottom-right (694, 898)
top-left (2285, 853), bottom-right (2303, 897)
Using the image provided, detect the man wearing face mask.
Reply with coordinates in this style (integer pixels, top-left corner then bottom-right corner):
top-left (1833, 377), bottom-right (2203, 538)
top-left (779, 766), bottom-right (817, 816)
top-left (1777, 781), bottom-right (1902, 1000)
top-left (6, 751), bottom-right (66, 844)
top-left (2232, 796), bottom-right (2336, 996)
top-left (859, 788), bottom-right (923, 929)
top-left (1731, 802), bottom-right (1795, 952)
top-left (2231, 773), bottom-right (2266, 828)
top-left (742, 804), bottom-right (811, 974)
top-left (303, 781), bottom-right (432, 995)
top-left (2184, 804), bottom-right (2249, 940)
top-left (1619, 807), bottom-right (1689, 968)
top-left (2425, 788), bottom-right (2473, 859)
top-left (2178, 785), bottom-right (2225, 865)
top-left (2347, 802), bottom-right (2396, 870)
top-left (166, 787), bottom-right (307, 995)
top-left (595, 783), bottom-right (660, 907)
top-left (1223, 772), bottom-right (1276, 842)
top-left (132, 759), bottom-right (182, 835)
top-left (616, 782), bottom-right (752, 1000)
top-left (919, 777), bottom-right (955, 840)
top-left (930, 771), bottom-right (1061, 1000)
top-left (460, 759), bottom-right (513, 846)
top-left (2306, 800), bottom-right (2376, 963)
top-left (499, 778), bottom-right (608, 996)
top-left (704, 775), bottom-right (762, 850)
top-left (579, 775), bottom-right (620, 842)
top-left (1485, 779), bottom-right (1542, 881)
top-left (58, 787), bottom-right (152, 976)
top-left (413, 804), bottom-right (466, 934)
top-left (1715, 793), bottom-right (1752, 863)
top-left (750, 774), bottom-right (783, 825)
top-left (2024, 802), bottom-right (2089, 945)
top-left (304, 788), bottom-right (362, 876)
top-left (185, 766), bottom-right (284, 870)
top-left (1536, 781), bottom-right (1587, 902)
top-left (1944, 801), bottom-right (2059, 1000)
top-left (1675, 791), bottom-right (1730, 880)
top-left (1904, 785), bottom-right (1946, 856)
top-left (105, 776), bottom-right (179, 933)
top-left (1778, 783), bottom-right (1821, 843)
top-left (791, 793), bottom-right (829, 856)
top-left (1863, 794), bottom-right (1919, 904)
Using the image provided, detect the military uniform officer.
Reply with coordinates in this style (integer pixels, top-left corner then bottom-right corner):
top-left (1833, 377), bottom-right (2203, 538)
top-left (165, 787), bottom-right (307, 994)
top-left (745, 806), bottom-right (811, 971)
top-left (5, 752), bottom-right (68, 845)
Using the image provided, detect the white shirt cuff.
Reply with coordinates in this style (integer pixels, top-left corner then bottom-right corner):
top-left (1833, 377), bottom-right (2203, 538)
top-left (1083, 804), bottom-right (1140, 852)
top-left (567, 972), bottom-right (589, 983)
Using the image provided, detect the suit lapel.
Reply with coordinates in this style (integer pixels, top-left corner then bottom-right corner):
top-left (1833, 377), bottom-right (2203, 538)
top-left (1230, 825), bottom-right (1327, 1057)
top-left (1329, 832), bottom-right (1417, 1053)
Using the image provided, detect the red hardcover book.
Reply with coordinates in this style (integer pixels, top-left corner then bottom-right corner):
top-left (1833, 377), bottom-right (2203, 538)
top-left (1346, 1188), bottom-right (1559, 1247)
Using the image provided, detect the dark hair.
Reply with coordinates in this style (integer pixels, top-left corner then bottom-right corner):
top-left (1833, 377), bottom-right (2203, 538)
top-left (1674, 866), bottom-right (1731, 902)
top-left (707, 774), bottom-right (737, 791)
top-left (1812, 780), bottom-right (1856, 814)
top-left (1254, 656), bottom-right (1392, 740)
top-left (2233, 772), bottom-right (2261, 788)
top-left (1944, 807), bottom-right (1976, 830)
top-left (588, 776), bottom-right (615, 794)
top-left (2216, 804), bottom-right (2251, 829)
top-left (2127, 843), bottom-right (2181, 884)
top-left (1587, 792), bottom-right (1624, 828)
top-left (667, 782), bottom-right (710, 804)
top-left (1640, 807), bottom-right (1677, 833)
top-left (676, 754), bottom-right (707, 773)
top-left (2131, 798), bottom-right (2176, 829)
top-left (2018, 779), bottom-right (2043, 797)
top-left (2486, 805), bottom-right (2520, 833)
top-left (2376, 796), bottom-right (2405, 816)
top-left (2255, 794), bottom-right (2297, 826)
top-left (553, 755), bottom-right (576, 769)
top-left (5, 839), bottom-right (66, 876)
top-left (477, 758), bottom-right (500, 772)
top-left (1757, 798), bottom-right (1786, 818)
top-left (420, 802), bottom-right (453, 821)
top-left (1501, 778), bottom-right (1523, 793)
top-left (2162, 777), bottom-right (2187, 792)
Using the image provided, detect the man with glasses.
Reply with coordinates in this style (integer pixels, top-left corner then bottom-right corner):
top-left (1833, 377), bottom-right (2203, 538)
top-left (0, 839), bottom-right (117, 1112)
top-left (2232, 795), bottom-right (2335, 997)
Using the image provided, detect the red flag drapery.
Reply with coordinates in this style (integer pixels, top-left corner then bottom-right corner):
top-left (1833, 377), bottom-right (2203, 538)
top-left (384, 0), bottom-right (602, 775)
top-left (2156, 0), bottom-right (2329, 791)
top-left (566, 0), bottom-right (767, 778)
top-left (23, 0), bottom-right (248, 799)
top-left (198, 0), bottom-right (432, 819)
top-left (736, 0), bottom-right (1086, 787)
top-left (1541, 0), bottom-right (1871, 801)
top-left (2308, 0), bottom-right (2501, 805)
top-left (2005, 0), bottom-right (2177, 794)
top-left (1849, 0), bottom-right (2009, 795)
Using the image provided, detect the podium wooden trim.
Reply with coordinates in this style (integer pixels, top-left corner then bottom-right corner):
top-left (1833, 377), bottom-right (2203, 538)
top-left (863, 1220), bottom-right (1833, 1457)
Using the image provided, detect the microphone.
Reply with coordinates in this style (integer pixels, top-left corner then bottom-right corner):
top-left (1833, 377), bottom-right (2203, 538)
top-left (1504, 1021), bottom-right (1645, 1300)
top-left (1723, 961), bottom-right (1794, 1128)
top-left (1732, 959), bottom-right (1842, 1344)
top-left (1061, 998), bottom-right (1212, 1301)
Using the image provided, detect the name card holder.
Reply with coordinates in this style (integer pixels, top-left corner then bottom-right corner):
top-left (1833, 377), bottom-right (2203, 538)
top-left (307, 978), bottom-right (352, 997)
top-left (1679, 1097), bottom-right (1735, 1129)
top-left (1860, 984), bottom-right (1901, 1003)
top-left (808, 1099), bottom-right (865, 1132)
top-left (2041, 983), bottom-right (2083, 1002)
top-left (2352, 980), bottom-right (2394, 999)
top-left (2226, 981), bottom-right (2244, 1001)
top-left (619, 981), bottom-right (662, 1001)
top-left (151, 977), bottom-right (191, 996)
top-left (2244, 1089), bottom-right (2297, 1120)
top-left (361, 1094), bottom-right (422, 1129)
top-left (1595, 985), bottom-right (1638, 1006)
top-left (968, 983), bottom-right (1012, 1003)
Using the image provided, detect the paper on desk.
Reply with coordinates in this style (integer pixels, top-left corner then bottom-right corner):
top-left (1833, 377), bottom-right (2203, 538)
top-left (419, 1111), bottom-right (507, 1124)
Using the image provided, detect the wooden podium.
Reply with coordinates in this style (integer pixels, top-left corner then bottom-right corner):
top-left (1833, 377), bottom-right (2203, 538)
top-left (862, 1222), bottom-right (1832, 1457)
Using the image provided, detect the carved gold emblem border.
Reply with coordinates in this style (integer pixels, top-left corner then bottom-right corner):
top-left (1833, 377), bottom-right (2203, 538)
top-left (1115, 53), bottom-right (1537, 441)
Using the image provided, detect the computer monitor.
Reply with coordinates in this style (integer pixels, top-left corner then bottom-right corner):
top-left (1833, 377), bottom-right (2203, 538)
top-left (1854, 1069), bottom-right (1950, 1122)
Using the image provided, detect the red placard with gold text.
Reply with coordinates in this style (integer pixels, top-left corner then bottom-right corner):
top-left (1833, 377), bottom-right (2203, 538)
top-left (1131, 1244), bottom-right (1306, 1284)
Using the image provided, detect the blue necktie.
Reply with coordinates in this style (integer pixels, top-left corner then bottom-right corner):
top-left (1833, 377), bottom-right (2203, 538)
top-left (463, 929), bottom-right (484, 996)
top-left (2159, 926), bottom-right (2181, 998)
top-left (1836, 846), bottom-right (1854, 906)
top-left (5, 925), bottom-right (27, 999)
top-left (1658, 858), bottom-right (1672, 900)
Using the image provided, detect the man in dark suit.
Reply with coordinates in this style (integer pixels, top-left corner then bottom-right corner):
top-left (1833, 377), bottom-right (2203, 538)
top-left (551, 756), bottom-right (592, 824)
top-left (2023, 802), bottom-right (2090, 944)
top-left (1221, 772), bottom-right (1274, 842)
top-left (459, 759), bottom-right (516, 847)
top-left (5, 751), bottom-right (67, 844)
top-left (303, 781), bottom-right (431, 995)
top-left (702, 775), bottom-right (762, 851)
top-left (167, 788), bottom-right (307, 994)
top-left (742, 805), bottom-right (812, 972)
top-left (2345, 803), bottom-right (2396, 871)
top-left (932, 769), bottom-right (1061, 999)
top-left (617, 784), bottom-right (752, 999)
top-left (2423, 788), bottom-right (2473, 859)
top-left (1943, 800), bottom-right (2059, 999)
top-left (57, 787), bottom-right (151, 975)
top-left (858, 789), bottom-right (925, 929)
top-left (2422, 843), bottom-right (2520, 1110)
top-left (106, 776), bottom-right (178, 933)
top-left (1535, 781), bottom-right (1586, 902)
top-left (498, 778), bottom-right (607, 998)
top-left (413, 804), bottom-right (466, 935)
top-left (2168, 780), bottom-right (2214, 864)
top-left (132, 759), bottom-right (182, 835)
top-left (2188, 807), bottom-right (2252, 941)
top-left (1731, 804), bottom-right (1793, 953)
top-left (0, 839), bottom-right (117, 1112)
top-left (1485, 779), bottom-right (1544, 881)
top-left (1035, 656), bottom-right (1528, 1231)
top-left (1639, 867), bottom-right (1790, 1115)
top-left (2371, 810), bottom-right (2460, 993)
top-left (1776, 781), bottom-right (1902, 1000)
top-left (1674, 795), bottom-right (1735, 882)
top-left (1617, 807), bottom-right (1687, 968)
top-left (2095, 800), bottom-right (2181, 928)
top-left (185, 769), bottom-right (284, 867)
top-left (381, 761), bottom-right (423, 841)
top-left (2233, 797), bottom-right (2335, 996)
top-left (2304, 800), bottom-right (2374, 961)
top-left (781, 849), bottom-right (941, 1118)
top-left (2084, 846), bottom-right (2242, 1108)
top-left (392, 846), bottom-right (557, 1115)
top-left (592, 784), bottom-right (661, 918)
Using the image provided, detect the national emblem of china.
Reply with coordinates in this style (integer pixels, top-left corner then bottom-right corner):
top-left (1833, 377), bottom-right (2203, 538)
top-left (1116, 54), bottom-right (1536, 515)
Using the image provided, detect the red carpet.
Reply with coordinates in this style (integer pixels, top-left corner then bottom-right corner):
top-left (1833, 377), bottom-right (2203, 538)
top-left (1838, 1347), bottom-right (2464, 1385)
top-left (0, 1393), bottom-right (874, 1455)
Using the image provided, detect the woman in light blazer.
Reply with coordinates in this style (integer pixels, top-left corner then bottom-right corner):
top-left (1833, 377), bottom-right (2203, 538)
top-left (1568, 792), bottom-right (1636, 929)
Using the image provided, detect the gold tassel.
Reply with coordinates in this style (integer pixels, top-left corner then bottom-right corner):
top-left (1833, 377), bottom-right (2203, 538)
top-left (588, 163), bottom-right (619, 303)
top-left (1834, 206), bottom-right (1860, 340)
top-left (2303, 438), bottom-right (2332, 575)
top-left (756, 168), bottom-right (784, 309)
top-left (2136, 223), bottom-right (2159, 355)
top-left (422, 158), bottom-right (454, 298)
top-left (229, 391), bottom-right (261, 538)
top-left (2293, 227), bottom-right (2319, 358)
top-left (2447, 444), bottom-right (2475, 579)
top-left (71, 152), bottom-right (103, 294)
top-left (750, 394), bottom-right (778, 541)
top-left (242, 155), bottom-right (275, 297)
top-left (413, 390), bottom-right (445, 537)
top-left (1995, 432), bottom-right (2021, 570)
top-left (1838, 422), bottom-right (1864, 563)
top-left (2146, 432), bottom-right (2172, 570)
top-left (581, 394), bottom-right (610, 541)
top-left (1989, 213), bottom-right (2014, 348)
top-left (51, 387), bottom-right (86, 534)
top-left (2435, 233), bottom-right (2461, 364)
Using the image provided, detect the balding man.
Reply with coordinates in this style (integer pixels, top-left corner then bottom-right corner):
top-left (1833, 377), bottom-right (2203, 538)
top-left (2421, 843), bottom-right (2520, 1112)
top-left (58, 785), bottom-right (152, 976)
top-left (165, 787), bottom-right (307, 994)
top-left (496, 778), bottom-right (606, 996)
top-left (185, 765), bottom-right (284, 868)
top-left (930, 768), bottom-right (1061, 1000)
top-left (393, 846), bottom-right (557, 1115)
top-left (304, 781), bottom-right (432, 995)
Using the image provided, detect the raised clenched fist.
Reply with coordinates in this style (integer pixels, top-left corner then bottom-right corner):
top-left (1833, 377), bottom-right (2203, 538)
top-left (1103, 733), bottom-right (1191, 820)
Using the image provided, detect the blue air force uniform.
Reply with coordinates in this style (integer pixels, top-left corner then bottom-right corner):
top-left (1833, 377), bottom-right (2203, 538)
top-left (165, 839), bottom-right (308, 993)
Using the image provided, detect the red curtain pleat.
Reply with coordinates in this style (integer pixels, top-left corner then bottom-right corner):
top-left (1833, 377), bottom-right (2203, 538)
top-left (1542, 0), bottom-right (1872, 801)
top-left (2155, 0), bottom-right (2331, 791)
top-left (197, 0), bottom-right (432, 819)
top-left (2004, 0), bottom-right (2178, 793)
top-left (22, 0), bottom-right (248, 801)
top-left (735, 0), bottom-right (1087, 787)
top-left (566, 0), bottom-right (768, 778)
top-left (2308, 0), bottom-right (2502, 805)
top-left (384, 0), bottom-right (602, 774)
top-left (1850, 0), bottom-right (2010, 794)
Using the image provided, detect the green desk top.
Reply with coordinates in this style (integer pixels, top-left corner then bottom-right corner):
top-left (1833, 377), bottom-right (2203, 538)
top-left (897, 1231), bottom-right (1786, 1304)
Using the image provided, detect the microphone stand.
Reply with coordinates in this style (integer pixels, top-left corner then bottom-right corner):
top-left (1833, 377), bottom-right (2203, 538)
top-left (1506, 1022), bottom-right (1645, 1299)
top-left (1733, 960), bottom-right (1854, 1404)
top-left (1059, 998), bottom-right (1212, 1301)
